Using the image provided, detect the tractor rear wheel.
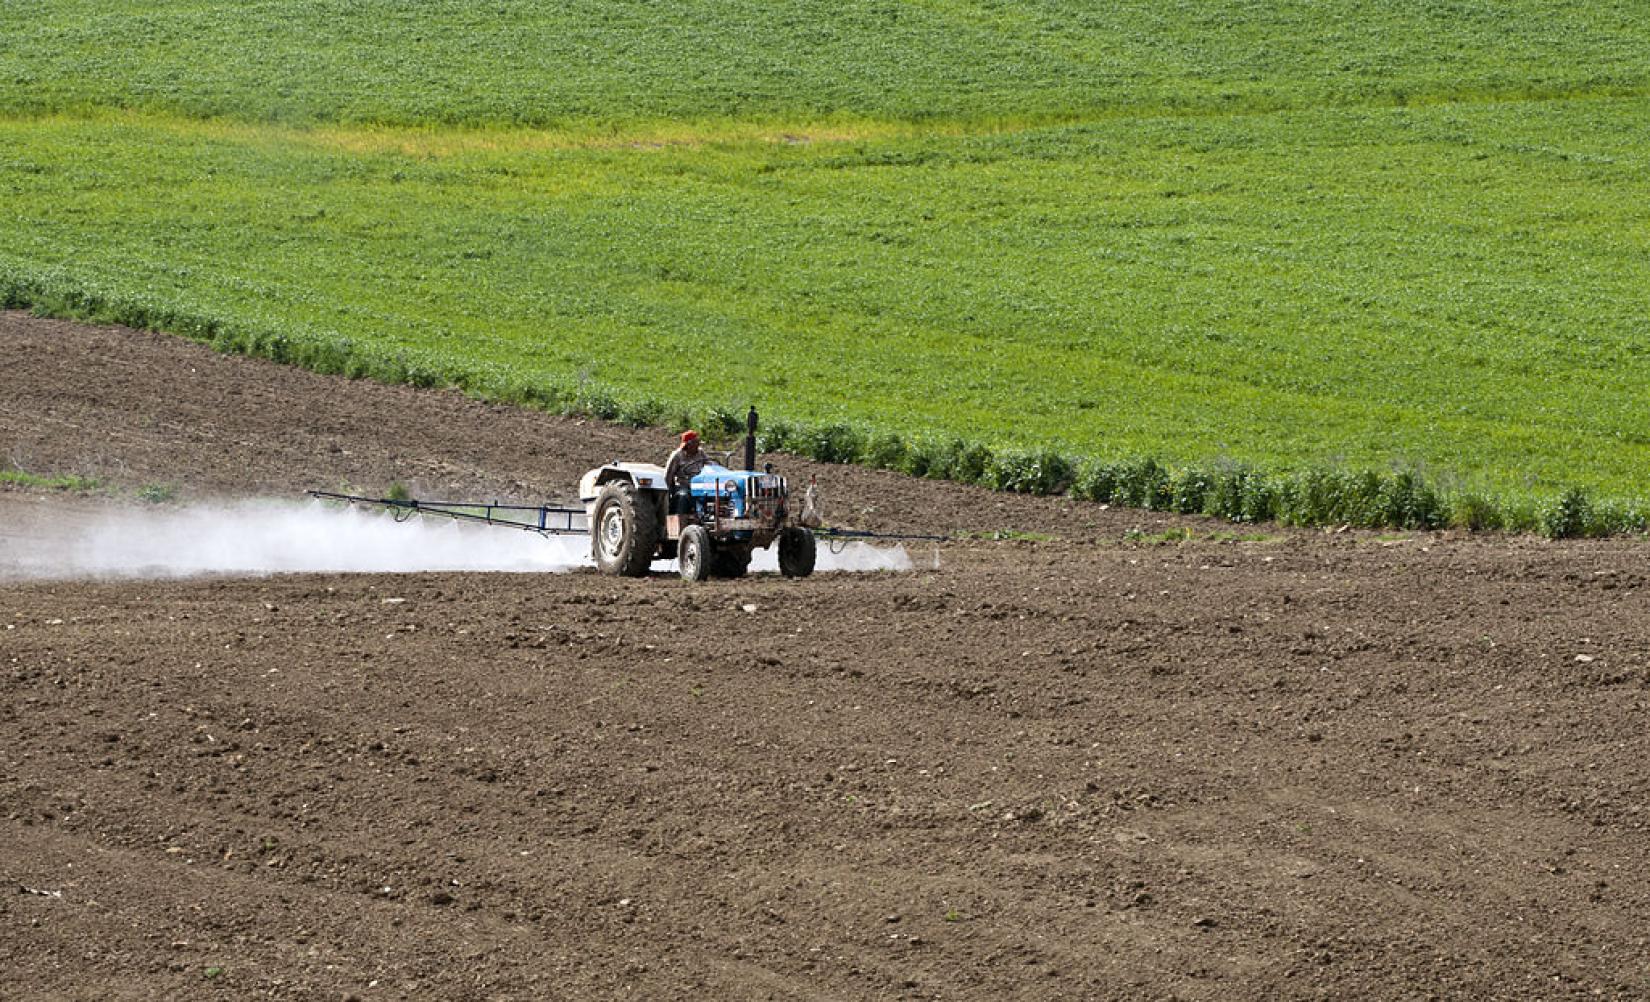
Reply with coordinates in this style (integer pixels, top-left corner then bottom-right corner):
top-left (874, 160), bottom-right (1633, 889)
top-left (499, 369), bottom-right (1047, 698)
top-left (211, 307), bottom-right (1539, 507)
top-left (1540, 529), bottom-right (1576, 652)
top-left (591, 482), bottom-right (659, 577)
top-left (678, 525), bottom-right (713, 582)
top-left (778, 526), bottom-right (816, 578)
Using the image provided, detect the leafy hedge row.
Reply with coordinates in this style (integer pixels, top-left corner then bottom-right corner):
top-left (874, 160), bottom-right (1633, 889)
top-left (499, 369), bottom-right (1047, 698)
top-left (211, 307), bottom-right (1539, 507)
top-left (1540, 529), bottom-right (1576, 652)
top-left (757, 422), bottom-right (1646, 538)
top-left (5, 272), bottom-right (1643, 539)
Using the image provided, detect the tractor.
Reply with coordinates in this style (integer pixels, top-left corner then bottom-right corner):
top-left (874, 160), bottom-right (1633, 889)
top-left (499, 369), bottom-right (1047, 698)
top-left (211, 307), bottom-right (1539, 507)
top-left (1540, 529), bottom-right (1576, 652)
top-left (578, 407), bottom-right (817, 581)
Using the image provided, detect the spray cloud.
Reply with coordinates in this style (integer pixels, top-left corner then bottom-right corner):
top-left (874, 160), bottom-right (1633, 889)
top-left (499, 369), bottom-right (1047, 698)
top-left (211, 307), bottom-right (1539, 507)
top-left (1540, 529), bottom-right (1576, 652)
top-left (0, 499), bottom-right (917, 581)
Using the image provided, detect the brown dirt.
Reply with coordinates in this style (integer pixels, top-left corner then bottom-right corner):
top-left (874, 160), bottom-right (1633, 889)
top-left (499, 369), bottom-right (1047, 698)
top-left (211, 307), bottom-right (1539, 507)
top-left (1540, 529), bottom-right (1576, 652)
top-left (2, 310), bottom-right (1648, 1000)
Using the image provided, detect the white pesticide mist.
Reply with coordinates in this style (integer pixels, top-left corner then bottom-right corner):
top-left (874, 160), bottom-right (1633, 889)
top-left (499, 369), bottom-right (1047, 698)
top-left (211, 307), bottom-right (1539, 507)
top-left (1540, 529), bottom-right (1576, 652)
top-left (0, 499), bottom-right (589, 581)
top-left (748, 539), bottom-right (917, 574)
top-left (0, 499), bottom-right (924, 582)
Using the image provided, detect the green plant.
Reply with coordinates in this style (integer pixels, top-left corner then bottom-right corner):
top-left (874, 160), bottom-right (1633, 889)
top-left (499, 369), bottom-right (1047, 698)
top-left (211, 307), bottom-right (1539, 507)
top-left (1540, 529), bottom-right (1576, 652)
top-left (1374, 470), bottom-right (1446, 530)
top-left (1232, 477), bottom-right (1266, 523)
top-left (0, 467), bottom-right (99, 491)
top-left (1168, 467), bottom-right (1212, 515)
top-left (861, 431), bottom-right (907, 471)
top-left (1541, 486), bottom-right (1593, 539)
top-left (756, 418), bottom-right (798, 454)
top-left (1127, 527), bottom-right (1195, 546)
top-left (1449, 490), bottom-right (1504, 531)
top-left (136, 483), bottom-right (178, 504)
top-left (803, 424), bottom-right (864, 465)
top-left (1111, 457), bottom-right (1169, 509)
top-left (1590, 499), bottom-right (1648, 536)
top-left (984, 449), bottom-right (1072, 495)
top-left (1071, 460), bottom-right (1119, 504)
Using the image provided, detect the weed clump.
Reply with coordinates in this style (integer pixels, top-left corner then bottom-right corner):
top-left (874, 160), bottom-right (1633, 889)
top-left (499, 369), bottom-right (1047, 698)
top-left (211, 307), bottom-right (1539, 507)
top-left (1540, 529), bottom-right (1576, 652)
top-left (136, 483), bottom-right (178, 504)
top-left (0, 467), bottom-right (99, 491)
top-left (1540, 486), bottom-right (1593, 539)
top-left (1448, 489), bottom-right (1504, 530)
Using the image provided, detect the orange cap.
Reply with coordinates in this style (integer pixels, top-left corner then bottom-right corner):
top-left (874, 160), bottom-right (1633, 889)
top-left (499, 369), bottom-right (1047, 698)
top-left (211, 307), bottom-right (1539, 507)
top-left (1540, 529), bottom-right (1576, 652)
top-left (681, 430), bottom-right (699, 443)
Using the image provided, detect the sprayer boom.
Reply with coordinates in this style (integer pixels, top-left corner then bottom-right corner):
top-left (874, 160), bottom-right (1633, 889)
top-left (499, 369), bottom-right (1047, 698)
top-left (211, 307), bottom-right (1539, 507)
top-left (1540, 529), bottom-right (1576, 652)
top-left (815, 527), bottom-right (948, 543)
top-left (308, 491), bottom-right (588, 536)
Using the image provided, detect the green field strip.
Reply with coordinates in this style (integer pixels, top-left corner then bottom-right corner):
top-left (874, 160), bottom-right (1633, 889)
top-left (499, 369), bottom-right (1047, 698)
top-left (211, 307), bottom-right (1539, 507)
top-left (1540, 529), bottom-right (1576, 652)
top-left (2, 1), bottom-right (1647, 129)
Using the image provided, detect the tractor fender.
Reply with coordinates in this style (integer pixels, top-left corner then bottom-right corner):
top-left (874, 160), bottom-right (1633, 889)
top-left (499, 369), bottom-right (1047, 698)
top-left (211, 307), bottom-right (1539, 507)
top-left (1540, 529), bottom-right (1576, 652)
top-left (578, 463), bottom-right (669, 507)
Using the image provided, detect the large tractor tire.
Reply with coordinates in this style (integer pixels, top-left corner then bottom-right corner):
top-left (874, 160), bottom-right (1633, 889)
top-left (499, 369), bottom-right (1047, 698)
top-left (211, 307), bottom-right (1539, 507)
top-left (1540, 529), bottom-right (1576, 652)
top-left (591, 482), bottom-right (660, 577)
top-left (778, 526), bottom-right (817, 578)
top-left (711, 545), bottom-right (752, 579)
top-left (678, 525), bottom-right (714, 582)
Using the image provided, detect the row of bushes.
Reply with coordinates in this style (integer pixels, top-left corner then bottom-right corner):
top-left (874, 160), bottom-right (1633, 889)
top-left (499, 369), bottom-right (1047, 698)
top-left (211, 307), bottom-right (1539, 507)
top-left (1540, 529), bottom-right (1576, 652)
top-left (1, 272), bottom-right (690, 422)
top-left (5, 271), bottom-right (1643, 539)
top-left (759, 422), bottom-right (1645, 538)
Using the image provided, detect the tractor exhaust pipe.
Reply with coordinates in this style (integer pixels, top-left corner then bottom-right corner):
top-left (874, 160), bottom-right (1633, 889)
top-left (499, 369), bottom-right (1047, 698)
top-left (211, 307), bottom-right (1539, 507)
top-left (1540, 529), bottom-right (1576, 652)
top-left (744, 406), bottom-right (758, 471)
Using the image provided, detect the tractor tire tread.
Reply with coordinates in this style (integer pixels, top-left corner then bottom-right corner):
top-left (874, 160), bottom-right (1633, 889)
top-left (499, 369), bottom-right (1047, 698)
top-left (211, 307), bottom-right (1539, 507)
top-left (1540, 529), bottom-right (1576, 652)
top-left (592, 482), bottom-right (660, 578)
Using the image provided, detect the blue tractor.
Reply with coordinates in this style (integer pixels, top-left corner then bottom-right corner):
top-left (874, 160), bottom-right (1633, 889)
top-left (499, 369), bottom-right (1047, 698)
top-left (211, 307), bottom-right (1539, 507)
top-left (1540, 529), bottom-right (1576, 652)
top-left (577, 408), bottom-right (817, 581)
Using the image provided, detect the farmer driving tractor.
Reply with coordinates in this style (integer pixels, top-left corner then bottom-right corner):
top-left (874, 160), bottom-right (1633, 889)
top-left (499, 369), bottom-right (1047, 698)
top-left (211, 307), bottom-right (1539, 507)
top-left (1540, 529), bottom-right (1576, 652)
top-left (665, 429), bottom-right (712, 514)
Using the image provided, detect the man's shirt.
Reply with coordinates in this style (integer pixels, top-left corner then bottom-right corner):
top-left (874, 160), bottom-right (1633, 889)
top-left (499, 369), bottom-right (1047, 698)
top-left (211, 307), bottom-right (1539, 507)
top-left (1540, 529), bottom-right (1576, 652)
top-left (665, 446), bottom-right (713, 488)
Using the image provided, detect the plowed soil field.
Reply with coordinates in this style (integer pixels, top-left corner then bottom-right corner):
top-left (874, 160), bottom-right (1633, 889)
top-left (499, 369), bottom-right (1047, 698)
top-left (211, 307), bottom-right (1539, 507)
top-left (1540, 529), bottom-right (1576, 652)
top-left (3, 311), bottom-right (1648, 1000)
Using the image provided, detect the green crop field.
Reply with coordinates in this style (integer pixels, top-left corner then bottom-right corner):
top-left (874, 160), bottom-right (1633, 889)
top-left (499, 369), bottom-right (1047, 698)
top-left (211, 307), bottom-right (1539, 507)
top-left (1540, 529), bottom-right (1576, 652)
top-left (5, 1), bottom-right (1645, 127)
top-left (3, 2), bottom-right (1649, 533)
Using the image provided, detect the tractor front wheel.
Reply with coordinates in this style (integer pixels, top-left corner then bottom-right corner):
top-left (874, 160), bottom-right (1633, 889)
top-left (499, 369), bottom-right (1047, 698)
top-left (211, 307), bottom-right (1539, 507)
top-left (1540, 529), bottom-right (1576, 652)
top-left (678, 525), bottom-right (714, 582)
top-left (778, 526), bottom-right (816, 578)
top-left (591, 482), bottom-right (659, 577)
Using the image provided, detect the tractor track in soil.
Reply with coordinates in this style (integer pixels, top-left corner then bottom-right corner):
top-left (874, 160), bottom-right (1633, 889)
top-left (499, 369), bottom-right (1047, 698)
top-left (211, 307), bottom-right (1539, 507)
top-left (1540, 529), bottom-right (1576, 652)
top-left (2, 310), bottom-right (1648, 1000)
